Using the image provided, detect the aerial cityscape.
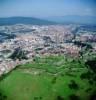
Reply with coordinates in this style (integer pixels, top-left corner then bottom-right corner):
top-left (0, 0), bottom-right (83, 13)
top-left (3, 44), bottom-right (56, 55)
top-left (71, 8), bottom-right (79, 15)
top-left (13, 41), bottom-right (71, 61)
top-left (0, 0), bottom-right (96, 100)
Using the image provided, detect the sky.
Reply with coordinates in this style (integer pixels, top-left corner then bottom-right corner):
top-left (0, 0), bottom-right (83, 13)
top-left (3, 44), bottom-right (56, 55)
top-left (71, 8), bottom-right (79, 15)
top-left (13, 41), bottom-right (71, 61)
top-left (0, 0), bottom-right (96, 18)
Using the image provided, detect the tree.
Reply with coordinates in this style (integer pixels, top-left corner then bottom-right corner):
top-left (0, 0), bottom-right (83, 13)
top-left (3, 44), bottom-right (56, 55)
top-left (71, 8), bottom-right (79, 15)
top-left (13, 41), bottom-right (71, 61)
top-left (52, 76), bottom-right (57, 84)
top-left (56, 96), bottom-right (64, 100)
top-left (85, 59), bottom-right (96, 72)
top-left (90, 91), bottom-right (96, 100)
top-left (0, 90), bottom-right (7, 100)
top-left (69, 94), bottom-right (80, 100)
top-left (80, 71), bottom-right (92, 80)
top-left (68, 80), bottom-right (79, 90)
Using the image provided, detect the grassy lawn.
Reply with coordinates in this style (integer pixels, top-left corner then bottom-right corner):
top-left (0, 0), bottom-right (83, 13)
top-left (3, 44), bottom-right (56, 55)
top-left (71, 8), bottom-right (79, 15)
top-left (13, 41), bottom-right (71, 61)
top-left (0, 55), bottom-right (95, 100)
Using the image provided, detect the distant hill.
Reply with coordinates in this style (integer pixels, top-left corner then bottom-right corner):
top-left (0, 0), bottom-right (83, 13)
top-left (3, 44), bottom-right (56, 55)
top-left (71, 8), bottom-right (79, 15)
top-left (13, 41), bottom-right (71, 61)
top-left (44, 15), bottom-right (96, 25)
top-left (0, 17), bottom-right (56, 25)
top-left (0, 16), bottom-right (96, 25)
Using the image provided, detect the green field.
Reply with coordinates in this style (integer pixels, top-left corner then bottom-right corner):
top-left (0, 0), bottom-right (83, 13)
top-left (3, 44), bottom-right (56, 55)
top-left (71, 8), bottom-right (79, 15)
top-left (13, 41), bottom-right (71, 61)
top-left (0, 55), bottom-right (96, 100)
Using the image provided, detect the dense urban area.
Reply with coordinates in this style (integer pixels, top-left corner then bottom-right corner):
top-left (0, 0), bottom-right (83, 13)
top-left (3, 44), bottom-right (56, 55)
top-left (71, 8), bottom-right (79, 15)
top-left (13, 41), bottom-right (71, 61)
top-left (0, 24), bottom-right (96, 100)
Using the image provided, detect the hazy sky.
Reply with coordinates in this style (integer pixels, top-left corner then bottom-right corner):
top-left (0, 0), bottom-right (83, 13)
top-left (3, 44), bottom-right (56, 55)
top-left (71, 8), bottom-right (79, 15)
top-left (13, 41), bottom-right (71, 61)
top-left (0, 0), bottom-right (96, 17)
